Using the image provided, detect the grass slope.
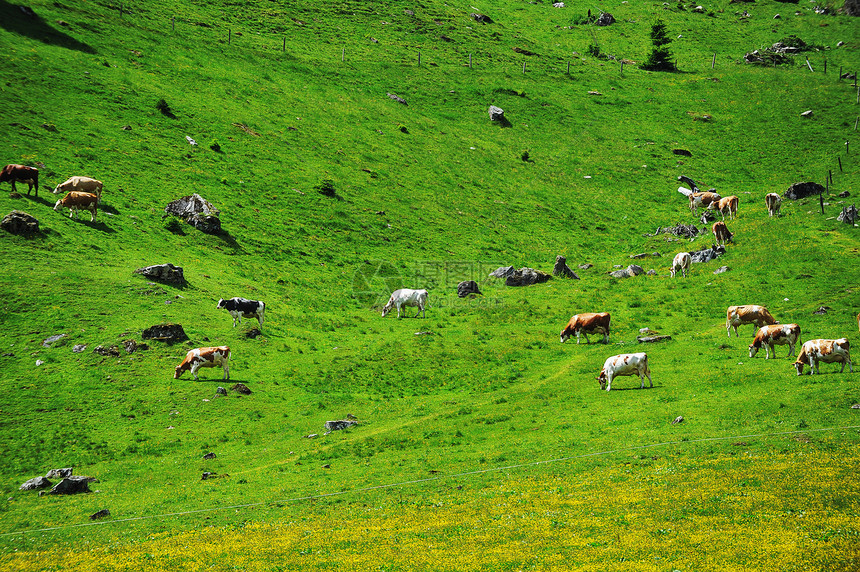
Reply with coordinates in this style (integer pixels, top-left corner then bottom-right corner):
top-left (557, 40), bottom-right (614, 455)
top-left (0, 0), bottom-right (858, 568)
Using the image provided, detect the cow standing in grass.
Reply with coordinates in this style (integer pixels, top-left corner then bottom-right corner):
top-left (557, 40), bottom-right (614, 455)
top-left (54, 191), bottom-right (98, 222)
top-left (708, 195), bottom-right (739, 220)
top-left (712, 221), bottom-right (733, 246)
top-left (174, 346), bottom-right (231, 380)
top-left (670, 252), bottom-right (691, 278)
top-left (597, 353), bottom-right (652, 391)
top-left (53, 176), bottom-right (103, 200)
top-left (560, 312), bottom-right (611, 344)
top-left (748, 324), bottom-right (801, 359)
top-left (1, 164), bottom-right (39, 196)
top-left (216, 297), bottom-right (265, 328)
top-left (381, 288), bottom-right (428, 318)
top-left (726, 305), bottom-right (778, 337)
top-left (765, 193), bottom-right (782, 217)
top-left (794, 339), bottom-right (852, 375)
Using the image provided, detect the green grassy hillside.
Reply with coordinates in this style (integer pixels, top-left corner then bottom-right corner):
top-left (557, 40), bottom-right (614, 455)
top-left (0, 0), bottom-right (858, 568)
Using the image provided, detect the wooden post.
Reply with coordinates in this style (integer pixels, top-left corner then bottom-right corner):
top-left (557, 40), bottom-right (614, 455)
top-left (821, 177), bottom-right (826, 215)
top-left (172, 16), bottom-right (175, 31)
top-left (469, 54), bottom-right (472, 68)
top-left (342, 47), bottom-right (345, 62)
top-left (855, 116), bottom-right (859, 131)
top-left (283, 37), bottom-right (286, 52)
top-left (620, 61), bottom-right (624, 74)
top-left (829, 169), bottom-right (834, 186)
top-left (838, 156), bottom-right (843, 172)
top-left (847, 140), bottom-right (850, 155)
top-left (418, 51), bottom-right (421, 66)
top-left (712, 53), bottom-right (716, 69)
top-left (228, 29), bottom-right (231, 44)
top-left (824, 58), bottom-right (827, 74)
top-left (567, 60), bottom-right (570, 74)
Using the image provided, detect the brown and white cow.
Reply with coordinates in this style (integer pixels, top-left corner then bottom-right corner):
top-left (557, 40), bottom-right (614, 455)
top-left (748, 324), bottom-right (801, 359)
top-left (765, 193), bottom-right (782, 217)
top-left (708, 195), bottom-right (739, 220)
top-left (174, 346), bottom-right (231, 380)
top-left (597, 353), bottom-right (652, 391)
top-left (53, 176), bottom-right (103, 200)
top-left (670, 252), bottom-right (691, 278)
top-left (689, 191), bottom-right (721, 214)
top-left (54, 191), bottom-right (98, 222)
top-left (794, 338), bottom-right (852, 376)
top-left (0, 164), bottom-right (39, 196)
top-left (560, 312), bottom-right (611, 344)
top-left (712, 221), bottom-right (733, 246)
top-left (726, 305), bottom-right (778, 337)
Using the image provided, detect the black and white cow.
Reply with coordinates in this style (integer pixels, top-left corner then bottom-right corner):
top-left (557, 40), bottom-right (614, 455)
top-left (216, 297), bottom-right (265, 328)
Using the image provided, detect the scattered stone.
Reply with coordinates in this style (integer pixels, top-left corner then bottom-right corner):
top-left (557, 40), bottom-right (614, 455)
top-left (46, 468), bottom-right (73, 478)
top-left (838, 191), bottom-right (850, 198)
top-left (35, 360), bottom-right (44, 366)
top-left (203, 452), bottom-right (217, 460)
top-left (325, 419), bottom-right (358, 435)
top-left (215, 387), bottom-right (227, 396)
top-left (387, 93), bottom-right (407, 105)
top-left (609, 265), bottom-right (644, 279)
top-left (512, 46), bottom-right (537, 56)
top-left (1, 210), bottom-right (40, 236)
top-left (672, 416), bottom-right (684, 425)
top-left (122, 339), bottom-right (139, 353)
top-left (595, 12), bottom-right (615, 25)
top-left (699, 211), bottom-right (716, 224)
top-left (164, 193), bottom-right (222, 234)
top-left (689, 245), bottom-right (726, 264)
top-left (638, 335), bottom-right (672, 343)
top-left (851, 403), bottom-right (860, 409)
top-left (457, 280), bottom-right (482, 298)
top-left (649, 223), bottom-right (703, 239)
top-left (231, 383), bottom-right (252, 395)
top-left (305, 434), bottom-right (319, 439)
top-left (42, 334), bottom-right (67, 348)
top-left (489, 266), bottom-right (515, 279)
top-left (141, 323), bottom-right (187, 343)
top-left (800, 110), bottom-right (813, 118)
top-left (185, 135), bottom-right (197, 146)
top-left (49, 476), bottom-right (94, 495)
top-left (812, 306), bottom-right (830, 315)
top-left (639, 328), bottom-right (658, 335)
top-left (678, 175), bottom-right (700, 192)
top-left (837, 205), bottom-right (857, 224)
top-left (470, 13), bottom-right (493, 23)
top-left (784, 181), bottom-right (825, 200)
top-left (553, 2), bottom-right (565, 7)
top-left (93, 345), bottom-right (120, 357)
top-left (646, 269), bottom-right (657, 276)
top-left (90, 509), bottom-right (110, 520)
top-left (578, 263), bottom-right (593, 270)
top-left (72, 344), bottom-right (87, 353)
top-left (201, 472), bottom-right (217, 480)
top-left (552, 255), bottom-right (580, 279)
top-left (506, 267), bottom-right (551, 286)
top-left (713, 266), bottom-right (730, 274)
top-left (19, 477), bottom-right (52, 491)
top-left (134, 263), bottom-right (186, 286)
top-left (488, 105), bottom-right (505, 122)
top-left (672, 149), bottom-right (692, 157)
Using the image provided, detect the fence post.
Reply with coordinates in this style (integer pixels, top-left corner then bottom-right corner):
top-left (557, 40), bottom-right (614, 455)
top-left (821, 177), bottom-right (826, 215)
top-left (283, 37), bottom-right (286, 52)
top-left (418, 51), bottom-right (421, 66)
top-left (712, 53), bottom-right (716, 69)
top-left (228, 29), bottom-right (231, 44)
top-left (824, 58), bottom-right (827, 74)
top-left (620, 61), bottom-right (624, 74)
top-left (172, 16), bottom-right (175, 31)
top-left (567, 60), bottom-right (570, 74)
top-left (839, 156), bottom-right (843, 172)
top-left (342, 47), bottom-right (345, 62)
top-left (469, 53), bottom-right (472, 68)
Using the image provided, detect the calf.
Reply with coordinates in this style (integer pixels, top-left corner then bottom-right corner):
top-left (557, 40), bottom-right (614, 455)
top-left (0, 164), bottom-right (39, 196)
top-left (597, 353), bottom-right (652, 391)
top-left (53, 191), bottom-right (98, 222)
top-left (708, 195), bottom-right (739, 220)
top-left (726, 305), bottom-right (778, 337)
top-left (381, 288), bottom-right (428, 318)
top-left (794, 338), bottom-right (852, 376)
top-left (765, 193), bottom-right (782, 217)
top-left (689, 191), bottom-right (721, 214)
top-left (174, 346), bottom-right (231, 380)
top-left (712, 221), bottom-right (733, 246)
top-left (560, 312), bottom-right (611, 344)
top-left (216, 297), bottom-right (265, 328)
top-left (670, 252), bottom-right (691, 278)
top-left (53, 176), bottom-right (103, 200)
top-left (748, 324), bottom-right (801, 359)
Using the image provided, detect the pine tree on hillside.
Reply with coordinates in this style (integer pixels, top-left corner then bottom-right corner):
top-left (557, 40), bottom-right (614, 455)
top-left (843, 0), bottom-right (859, 16)
top-left (641, 20), bottom-right (677, 71)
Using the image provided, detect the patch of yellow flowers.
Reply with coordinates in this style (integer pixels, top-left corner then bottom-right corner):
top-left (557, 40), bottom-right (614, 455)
top-left (3, 441), bottom-right (858, 571)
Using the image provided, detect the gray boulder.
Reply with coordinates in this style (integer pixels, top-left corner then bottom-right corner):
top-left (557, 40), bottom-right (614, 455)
top-left (596, 12), bottom-right (615, 25)
top-left (552, 255), bottom-right (580, 279)
top-left (49, 476), bottom-right (95, 495)
top-left (837, 205), bottom-right (857, 224)
top-left (784, 181), bottom-right (825, 200)
top-left (1, 211), bottom-right (40, 236)
top-left (134, 263), bottom-right (186, 286)
top-left (141, 323), bottom-right (188, 343)
top-left (489, 266), bottom-right (515, 279)
top-left (506, 267), bottom-right (551, 287)
top-left (164, 193), bottom-right (222, 233)
top-left (46, 467), bottom-right (73, 478)
top-left (690, 245), bottom-right (726, 264)
top-left (457, 280), bottom-right (482, 298)
top-left (488, 105), bottom-right (505, 122)
top-left (20, 476), bottom-right (52, 491)
top-left (609, 265), bottom-right (644, 278)
top-left (324, 419), bottom-right (358, 434)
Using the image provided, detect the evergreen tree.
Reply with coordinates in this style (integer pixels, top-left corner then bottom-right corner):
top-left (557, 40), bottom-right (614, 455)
top-left (641, 20), bottom-right (677, 71)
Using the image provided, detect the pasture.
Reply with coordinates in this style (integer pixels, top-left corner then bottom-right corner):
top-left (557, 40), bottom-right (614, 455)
top-left (0, 0), bottom-right (858, 569)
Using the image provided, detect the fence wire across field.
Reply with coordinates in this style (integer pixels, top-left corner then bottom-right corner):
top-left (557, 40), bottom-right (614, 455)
top-left (3, 424), bottom-right (859, 538)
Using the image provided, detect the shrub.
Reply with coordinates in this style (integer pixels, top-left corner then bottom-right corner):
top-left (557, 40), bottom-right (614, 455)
top-left (641, 20), bottom-right (677, 71)
top-left (315, 178), bottom-right (337, 197)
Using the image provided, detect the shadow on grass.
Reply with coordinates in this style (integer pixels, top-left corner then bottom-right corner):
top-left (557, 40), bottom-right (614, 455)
top-left (0, 1), bottom-right (96, 54)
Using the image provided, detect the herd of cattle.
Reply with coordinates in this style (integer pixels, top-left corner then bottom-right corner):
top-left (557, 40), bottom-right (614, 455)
top-left (4, 163), bottom-right (855, 388)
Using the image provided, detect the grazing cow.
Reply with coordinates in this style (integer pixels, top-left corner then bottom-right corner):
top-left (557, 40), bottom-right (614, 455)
top-left (708, 195), bottom-right (739, 220)
top-left (216, 297), bottom-right (265, 328)
top-left (174, 346), bottom-right (231, 380)
top-left (53, 191), bottom-right (98, 222)
top-left (381, 288), bottom-right (428, 318)
top-left (726, 305), bottom-right (778, 337)
top-left (765, 193), bottom-right (782, 217)
top-left (670, 252), bottom-right (691, 278)
top-left (560, 312), bottom-right (611, 344)
top-left (689, 191), bottom-right (721, 214)
top-left (53, 176), bottom-right (103, 200)
top-left (0, 164), bottom-right (39, 196)
top-left (597, 353), bottom-right (652, 391)
top-left (712, 221), bottom-right (733, 246)
top-left (794, 338), bottom-right (852, 376)
top-left (748, 324), bottom-right (801, 359)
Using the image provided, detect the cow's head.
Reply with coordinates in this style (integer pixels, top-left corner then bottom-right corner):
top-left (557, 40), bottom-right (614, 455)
top-left (381, 300), bottom-right (393, 317)
top-left (597, 370), bottom-right (608, 390)
top-left (748, 345), bottom-right (759, 359)
top-left (174, 363), bottom-right (190, 379)
top-left (53, 199), bottom-right (64, 212)
top-left (560, 329), bottom-right (570, 343)
top-left (794, 360), bottom-right (805, 376)
top-left (215, 299), bottom-right (226, 310)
